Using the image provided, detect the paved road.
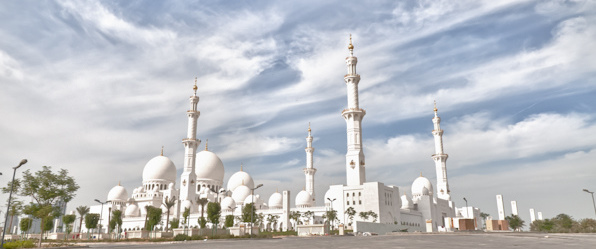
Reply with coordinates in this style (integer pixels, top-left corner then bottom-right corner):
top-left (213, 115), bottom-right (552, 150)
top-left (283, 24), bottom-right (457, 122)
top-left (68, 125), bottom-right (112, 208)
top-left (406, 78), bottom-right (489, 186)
top-left (82, 233), bottom-right (596, 249)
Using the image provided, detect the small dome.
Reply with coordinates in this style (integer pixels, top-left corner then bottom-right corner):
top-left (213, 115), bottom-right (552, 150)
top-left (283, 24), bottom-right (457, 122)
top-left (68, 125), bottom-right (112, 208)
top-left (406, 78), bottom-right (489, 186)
top-left (125, 204), bottom-right (140, 217)
top-left (412, 176), bottom-right (433, 196)
top-left (221, 196), bottom-right (236, 210)
top-left (142, 156), bottom-right (177, 183)
top-left (244, 194), bottom-right (261, 205)
top-left (195, 150), bottom-right (225, 182)
top-left (107, 184), bottom-right (128, 203)
top-left (268, 192), bottom-right (283, 209)
top-left (295, 190), bottom-right (313, 208)
top-left (181, 200), bottom-right (193, 211)
top-left (401, 194), bottom-right (413, 209)
top-left (232, 185), bottom-right (251, 205)
top-left (227, 170), bottom-right (254, 192)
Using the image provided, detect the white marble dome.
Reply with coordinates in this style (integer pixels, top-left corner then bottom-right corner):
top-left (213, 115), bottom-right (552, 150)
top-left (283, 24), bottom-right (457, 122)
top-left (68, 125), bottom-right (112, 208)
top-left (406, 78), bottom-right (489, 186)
top-left (142, 155), bottom-right (177, 183)
top-left (232, 185), bottom-right (251, 205)
top-left (227, 170), bottom-right (254, 191)
top-left (401, 194), bottom-right (413, 209)
top-left (221, 196), bottom-right (236, 210)
top-left (181, 200), bottom-right (193, 211)
top-left (268, 192), bottom-right (283, 209)
top-left (107, 184), bottom-right (128, 203)
top-left (244, 194), bottom-right (261, 205)
top-left (125, 203), bottom-right (140, 217)
top-left (295, 190), bottom-right (313, 207)
top-left (412, 176), bottom-right (433, 196)
top-left (195, 150), bottom-right (225, 182)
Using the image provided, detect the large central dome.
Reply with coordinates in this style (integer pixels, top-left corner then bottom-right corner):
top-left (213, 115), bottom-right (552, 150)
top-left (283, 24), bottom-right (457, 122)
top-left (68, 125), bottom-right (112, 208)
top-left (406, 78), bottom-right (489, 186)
top-left (195, 150), bottom-right (225, 182)
top-left (142, 155), bottom-right (177, 183)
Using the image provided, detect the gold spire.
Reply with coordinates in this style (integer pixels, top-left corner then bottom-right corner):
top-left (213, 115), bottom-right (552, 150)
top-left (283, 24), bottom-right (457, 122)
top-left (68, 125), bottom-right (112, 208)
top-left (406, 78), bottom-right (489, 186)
top-left (240, 162), bottom-right (243, 172)
top-left (242, 179), bottom-right (245, 185)
top-left (433, 100), bottom-right (438, 113)
top-left (205, 139), bottom-right (208, 151)
top-left (308, 122), bottom-right (311, 133)
top-left (118, 180), bottom-right (121, 186)
top-left (348, 34), bottom-right (354, 50)
top-left (193, 77), bottom-right (198, 93)
top-left (420, 172), bottom-right (423, 177)
top-left (276, 188), bottom-right (279, 193)
top-left (161, 146), bottom-right (164, 156)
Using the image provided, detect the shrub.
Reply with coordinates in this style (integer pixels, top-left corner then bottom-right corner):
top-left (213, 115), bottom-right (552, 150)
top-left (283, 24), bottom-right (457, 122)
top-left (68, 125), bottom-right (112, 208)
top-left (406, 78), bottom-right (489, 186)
top-left (3, 240), bottom-right (36, 249)
top-left (174, 234), bottom-right (191, 241)
top-left (191, 235), bottom-right (203, 240)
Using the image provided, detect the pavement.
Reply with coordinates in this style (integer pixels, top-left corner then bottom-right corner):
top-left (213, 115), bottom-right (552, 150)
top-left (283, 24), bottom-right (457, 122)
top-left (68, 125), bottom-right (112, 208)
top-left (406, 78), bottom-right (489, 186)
top-left (73, 233), bottom-right (596, 249)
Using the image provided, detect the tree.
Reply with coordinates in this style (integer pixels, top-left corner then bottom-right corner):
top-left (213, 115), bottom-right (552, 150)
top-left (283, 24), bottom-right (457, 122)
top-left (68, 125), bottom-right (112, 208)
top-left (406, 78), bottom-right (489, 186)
top-left (368, 211), bottom-right (378, 223)
top-left (302, 211), bottom-right (314, 224)
top-left (170, 218), bottom-right (180, 229)
top-left (197, 198), bottom-right (209, 219)
top-left (480, 212), bottom-right (490, 229)
top-left (224, 215), bottom-right (235, 228)
top-left (345, 207), bottom-right (356, 226)
top-left (182, 207), bottom-right (190, 228)
top-left (266, 214), bottom-right (279, 231)
top-left (207, 202), bottom-right (222, 229)
top-left (76, 206), bottom-right (90, 234)
top-left (145, 206), bottom-right (163, 231)
top-left (162, 196), bottom-right (177, 232)
top-left (62, 214), bottom-right (76, 240)
top-left (85, 213), bottom-right (100, 239)
top-left (8, 166), bottom-right (79, 247)
top-left (359, 211), bottom-right (370, 221)
top-left (4, 199), bottom-right (23, 234)
top-left (290, 211), bottom-right (301, 228)
top-left (111, 210), bottom-right (123, 239)
top-left (19, 218), bottom-right (32, 236)
top-left (198, 217), bottom-right (207, 229)
top-left (323, 210), bottom-right (338, 229)
top-left (43, 218), bottom-right (54, 233)
top-left (241, 203), bottom-right (256, 223)
top-left (505, 215), bottom-right (525, 231)
top-left (553, 213), bottom-right (575, 232)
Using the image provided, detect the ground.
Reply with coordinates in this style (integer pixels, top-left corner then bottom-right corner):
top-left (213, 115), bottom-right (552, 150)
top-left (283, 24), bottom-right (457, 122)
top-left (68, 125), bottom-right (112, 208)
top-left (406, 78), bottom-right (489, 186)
top-left (80, 233), bottom-right (596, 249)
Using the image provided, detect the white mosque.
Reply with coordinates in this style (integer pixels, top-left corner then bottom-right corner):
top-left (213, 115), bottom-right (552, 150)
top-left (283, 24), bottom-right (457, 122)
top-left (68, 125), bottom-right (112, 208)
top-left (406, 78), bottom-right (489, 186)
top-left (87, 37), bottom-right (472, 234)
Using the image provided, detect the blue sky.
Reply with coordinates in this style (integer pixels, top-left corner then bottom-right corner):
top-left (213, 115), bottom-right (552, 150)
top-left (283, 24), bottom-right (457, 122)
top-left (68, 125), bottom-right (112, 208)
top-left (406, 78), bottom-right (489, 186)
top-left (1, 0), bottom-right (595, 226)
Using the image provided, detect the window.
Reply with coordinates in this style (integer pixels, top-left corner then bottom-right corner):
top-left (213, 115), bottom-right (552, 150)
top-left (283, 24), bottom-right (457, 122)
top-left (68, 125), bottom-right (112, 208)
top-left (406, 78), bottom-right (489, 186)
top-left (347, 201), bottom-right (350, 205)
top-left (359, 192), bottom-right (361, 196)
top-left (352, 193), bottom-right (355, 196)
top-left (353, 201), bottom-right (355, 205)
top-left (359, 200), bottom-right (362, 205)
top-left (346, 193), bottom-right (349, 197)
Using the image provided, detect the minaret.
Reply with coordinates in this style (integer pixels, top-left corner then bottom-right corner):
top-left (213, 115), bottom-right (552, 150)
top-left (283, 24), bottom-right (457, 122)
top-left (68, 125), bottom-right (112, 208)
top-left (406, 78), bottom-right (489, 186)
top-left (180, 78), bottom-right (201, 202)
top-left (342, 35), bottom-right (366, 186)
top-left (303, 123), bottom-right (317, 203)
top-left (431, 101), bottom-right (450, 200)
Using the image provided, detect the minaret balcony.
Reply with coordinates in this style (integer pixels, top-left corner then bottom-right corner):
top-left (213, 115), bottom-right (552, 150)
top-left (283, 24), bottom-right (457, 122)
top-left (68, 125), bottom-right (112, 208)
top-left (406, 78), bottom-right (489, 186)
top-left (344, 74), bottom-right (360, 79)
top-left (342, 108), bottom-right (366, 115)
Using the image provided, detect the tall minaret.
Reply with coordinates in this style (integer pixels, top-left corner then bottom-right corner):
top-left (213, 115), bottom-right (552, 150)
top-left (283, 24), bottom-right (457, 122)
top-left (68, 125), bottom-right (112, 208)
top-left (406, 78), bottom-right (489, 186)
top-left (342, 35), bottom-right (366, 186)
top-left (431, 101), bottom-right (450, 200)
top-left (180, 78), bottom-right (201, 202)
top-left (303, 123), bottom-right (316, 203)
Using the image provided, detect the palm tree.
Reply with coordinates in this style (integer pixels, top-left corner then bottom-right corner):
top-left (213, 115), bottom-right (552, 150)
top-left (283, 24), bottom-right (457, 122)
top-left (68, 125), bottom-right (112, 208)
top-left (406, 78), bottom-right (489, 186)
top-left (359, 211), bottom-right (370, 221)
top-left (197, 198), bottom-right (209, 219)
top-left (345, 207), bottom-right (356, 226)
top-left (76, 206), bottom-right (90, 234)
top-left (289, 211), bottom-right (301, 228)
top-left (162, 196), bottom-right (177, 232)
top-left (7, 200), bottom-right (23, 234)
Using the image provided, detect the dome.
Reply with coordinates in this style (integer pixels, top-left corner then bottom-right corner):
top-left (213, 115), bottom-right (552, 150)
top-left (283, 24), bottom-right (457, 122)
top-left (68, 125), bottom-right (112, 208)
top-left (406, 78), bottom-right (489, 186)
top-left (295, 190), bottom-right (313, 207)
top-left (125, 204), bottom-right (140, 217)
top-left (181, 200), bottom-right (193, 211)
top-left (232, 185), bottom-right (251, 205)
top-left (221, 196), bottom-right (236, 210)
top-left (412, 176), bottom-right (433, 196)
top-left (142, 156), bottom-right (177, 183)
top-left (401, 194), bottom-right (413, 209)
top-left (268, 192), bottom-right (283, 209)
top-left (227, 170), bottom-right (254, 192)
top-left (244, 194), bottom-right (261, 205)
top-left (107, 184), bottom-right (128, 203)
top-left (195, 150), bottom-right (225, 182)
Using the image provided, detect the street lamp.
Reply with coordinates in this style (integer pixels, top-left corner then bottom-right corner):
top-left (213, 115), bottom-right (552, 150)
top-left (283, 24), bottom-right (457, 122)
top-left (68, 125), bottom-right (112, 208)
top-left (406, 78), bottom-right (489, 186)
top-left (1, 159), bottom-right (27, 248)
top-left (250, 184), bottom-right (263, 237)
top-left (463, 197), bottom-right (468, 218)
top-left (327, 198), bottom-right (336, 230)
top-left (94, 199), bottom-right (107, 240)
top-left (583, 189), bottom-right (596, 217)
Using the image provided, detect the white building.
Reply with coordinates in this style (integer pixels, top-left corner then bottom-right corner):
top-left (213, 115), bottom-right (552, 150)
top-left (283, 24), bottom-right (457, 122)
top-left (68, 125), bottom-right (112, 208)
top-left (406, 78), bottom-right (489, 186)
top-left (76, 36), bottom-right (471, 234)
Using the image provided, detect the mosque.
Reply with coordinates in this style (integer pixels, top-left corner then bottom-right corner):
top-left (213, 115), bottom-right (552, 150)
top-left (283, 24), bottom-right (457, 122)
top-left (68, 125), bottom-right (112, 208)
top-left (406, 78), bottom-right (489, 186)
top-left (88, 37), bottom-right (472, 234)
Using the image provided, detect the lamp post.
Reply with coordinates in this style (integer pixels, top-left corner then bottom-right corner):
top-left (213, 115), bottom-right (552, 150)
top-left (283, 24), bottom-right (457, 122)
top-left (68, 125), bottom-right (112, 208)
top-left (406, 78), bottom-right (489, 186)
top-left (94, 199), bottom-right (106, 240)
top-left (1, 159), bottom-right (27, 248)
top-left (250, 184), bottom-right (263, 237)
top-left (463, 197), bottom-right (468, 218)
top-left (583, 189), bottom-right (596, 217)
top-left (327, 198), bottom-right (336, 230)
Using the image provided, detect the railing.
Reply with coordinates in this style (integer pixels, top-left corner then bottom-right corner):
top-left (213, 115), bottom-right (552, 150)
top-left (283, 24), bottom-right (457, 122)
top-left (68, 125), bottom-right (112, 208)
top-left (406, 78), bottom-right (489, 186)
top-left (341, 108), bottom-right (366, 114)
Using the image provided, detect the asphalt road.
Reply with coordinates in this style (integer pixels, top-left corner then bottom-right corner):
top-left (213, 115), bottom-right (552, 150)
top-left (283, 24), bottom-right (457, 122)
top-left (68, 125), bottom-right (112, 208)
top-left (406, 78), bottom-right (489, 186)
top-left (82, 233), bottom-right (596, 249)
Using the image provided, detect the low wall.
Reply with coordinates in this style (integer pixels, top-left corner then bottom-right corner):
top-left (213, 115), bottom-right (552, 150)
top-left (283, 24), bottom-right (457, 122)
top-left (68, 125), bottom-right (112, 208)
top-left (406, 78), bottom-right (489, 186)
top-left (354, 221), bottom-right (407, 235)
top-left (297, 224), bottom-right (328, 236)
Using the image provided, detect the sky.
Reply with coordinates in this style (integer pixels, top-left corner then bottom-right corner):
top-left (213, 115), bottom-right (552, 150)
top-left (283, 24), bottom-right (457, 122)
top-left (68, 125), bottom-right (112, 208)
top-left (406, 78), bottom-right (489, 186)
top-left (1, 0), bottom-right (595, 227)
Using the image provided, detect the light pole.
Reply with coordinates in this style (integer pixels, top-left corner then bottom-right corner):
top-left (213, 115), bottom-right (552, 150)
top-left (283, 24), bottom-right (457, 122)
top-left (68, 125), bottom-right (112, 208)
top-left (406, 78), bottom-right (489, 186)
top-left (463, 197), bottom-right (468, 218)
top-left (94, 199), bottom-right (106, 240)
top-left (1, 159), bottom-right (27, 248)
top-left (250, 184), bottom-right (263, 237)
top-left (327, 198), bottom-right (336, 230)
top-left (583, 189), bottom-right (596, 217)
